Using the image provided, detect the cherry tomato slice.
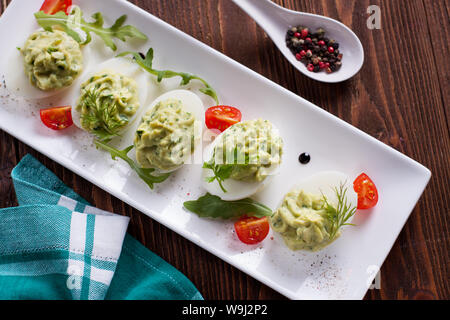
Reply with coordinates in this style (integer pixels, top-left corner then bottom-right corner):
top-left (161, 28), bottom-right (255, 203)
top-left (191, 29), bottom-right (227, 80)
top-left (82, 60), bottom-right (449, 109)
top-left (205, 105), bottom-right (242, 132)
top-left (40, 106), bottom-right (73, 130)
top-left (234, 216), bottom-right (270, 245)
top-left (40, 0), bottom-right (72, 15)
top-left (353, 173), bottom-right (379, 209)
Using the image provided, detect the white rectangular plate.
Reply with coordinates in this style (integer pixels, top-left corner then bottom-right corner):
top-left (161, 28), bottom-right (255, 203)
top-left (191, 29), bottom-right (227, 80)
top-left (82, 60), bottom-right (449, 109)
top-left (0, 0), bottom-right (431, 299)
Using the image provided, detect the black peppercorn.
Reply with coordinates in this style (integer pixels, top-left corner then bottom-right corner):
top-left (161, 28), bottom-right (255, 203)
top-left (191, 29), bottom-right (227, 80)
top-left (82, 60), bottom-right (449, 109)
top-left (286, 26), bottom-right (342, 74)
top-left (299, 153), bottom-right (311, 164)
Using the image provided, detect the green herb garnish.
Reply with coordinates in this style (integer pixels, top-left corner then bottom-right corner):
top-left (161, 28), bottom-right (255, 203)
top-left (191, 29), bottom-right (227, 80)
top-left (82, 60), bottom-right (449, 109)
top-left (183, 193), bottom-right (272, 219)
top-left (203, 147), bottom-right (251, 193)
top-left (79, 89), bottom-right (126, 142)
top-left (118, 48), bottom-right (219, 103)
top-left (35, 7), bottom-right (147, 51)
top-left (322, 183), bottom-right (357, 240)
top-left (94, 140), bottom-right (171, 190)
top-left (202, 157), bottom-right (232, 193)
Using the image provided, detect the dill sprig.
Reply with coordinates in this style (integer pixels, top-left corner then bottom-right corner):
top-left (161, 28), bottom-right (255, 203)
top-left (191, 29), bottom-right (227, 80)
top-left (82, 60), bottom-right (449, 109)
top-left (80, 89), bottom-right (126, 141)
top-left (322, 183), bottom-right (357, 240)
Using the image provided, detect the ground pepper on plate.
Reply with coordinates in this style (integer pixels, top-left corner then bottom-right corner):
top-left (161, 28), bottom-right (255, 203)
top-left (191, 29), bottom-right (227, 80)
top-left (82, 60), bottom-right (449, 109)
top-left (286, 26), bottom-right (342, 73)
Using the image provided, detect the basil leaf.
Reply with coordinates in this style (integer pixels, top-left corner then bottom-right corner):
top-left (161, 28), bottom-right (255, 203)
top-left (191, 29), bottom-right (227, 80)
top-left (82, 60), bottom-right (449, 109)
top-left (35, 8), bottom-right (147, 51)
top-left (183, 193), bottom-right (272, 219)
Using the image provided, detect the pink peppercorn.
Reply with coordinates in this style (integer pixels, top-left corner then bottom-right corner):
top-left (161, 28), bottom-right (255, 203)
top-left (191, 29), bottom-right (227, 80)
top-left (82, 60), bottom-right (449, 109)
top-left (301, 28), bottom-right (309, 39)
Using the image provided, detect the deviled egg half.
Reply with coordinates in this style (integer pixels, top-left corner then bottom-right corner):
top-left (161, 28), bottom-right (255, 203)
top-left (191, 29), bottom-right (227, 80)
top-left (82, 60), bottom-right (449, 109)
top-left (132, 89), bottom-right (205, 173)
top-left (202, 119), bottom-right (283, 201)
top-left (67, 57), bottom-right (150, 140)
top-left (270, 171), bottom-right (358, 252)
top-left (5, 29), bottom-right (92, 100)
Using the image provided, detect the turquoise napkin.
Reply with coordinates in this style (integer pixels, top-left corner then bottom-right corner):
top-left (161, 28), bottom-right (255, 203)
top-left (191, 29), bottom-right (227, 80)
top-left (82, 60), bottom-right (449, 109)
top-left (0, 154), bottom-right (203, 300)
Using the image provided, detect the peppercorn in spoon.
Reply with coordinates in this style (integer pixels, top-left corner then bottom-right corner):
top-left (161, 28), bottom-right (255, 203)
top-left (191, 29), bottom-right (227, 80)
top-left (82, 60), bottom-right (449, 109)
top-left (231, 0), bottom-right (364, 83)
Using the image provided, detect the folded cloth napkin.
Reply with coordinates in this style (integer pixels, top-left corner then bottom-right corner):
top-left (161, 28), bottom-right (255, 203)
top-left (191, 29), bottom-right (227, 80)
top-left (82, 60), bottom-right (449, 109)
top-left (0, 154), bottom-right (203, 300)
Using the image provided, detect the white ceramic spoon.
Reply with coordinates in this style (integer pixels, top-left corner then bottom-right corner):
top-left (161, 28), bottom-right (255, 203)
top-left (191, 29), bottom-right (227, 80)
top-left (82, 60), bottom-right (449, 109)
top-left (231, 0), bottom-right (364, 83)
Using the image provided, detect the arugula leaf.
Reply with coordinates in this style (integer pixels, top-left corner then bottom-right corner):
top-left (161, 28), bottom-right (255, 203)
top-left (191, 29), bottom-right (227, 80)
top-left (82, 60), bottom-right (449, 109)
top-left (117, 48), bottom-right (219, 104)
top-left (322, 183), bottom-right (357, 240)
top-left (94, 140), bottom-right (170, 190)
top-left (183, 193), bottom-right (272, 219)
top-left (35, 7), bottom-right (147, 51)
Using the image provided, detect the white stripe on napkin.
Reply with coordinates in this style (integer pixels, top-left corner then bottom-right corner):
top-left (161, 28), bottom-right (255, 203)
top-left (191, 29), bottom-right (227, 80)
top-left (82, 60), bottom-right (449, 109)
top-left (68, 211), bottom-right (87, 255)
top-left (83, 206), bottom-right (113, 216)
top-left (90, 266), bottom-right (115, 285)
top-left (57, 195), bottom-right (77, 212)
top-left (91, 214), bottom-right (129, 261)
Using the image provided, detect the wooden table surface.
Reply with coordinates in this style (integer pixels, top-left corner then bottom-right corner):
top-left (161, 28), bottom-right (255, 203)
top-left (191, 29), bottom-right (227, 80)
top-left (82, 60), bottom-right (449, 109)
top-left (0, 0), bottom-right (448, 300)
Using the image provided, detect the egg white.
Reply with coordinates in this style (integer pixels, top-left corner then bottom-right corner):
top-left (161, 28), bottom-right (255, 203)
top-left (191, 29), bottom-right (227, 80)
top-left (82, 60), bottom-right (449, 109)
top-left (201, 123), bottom-right (282, 201)
top-left (284, 171), bottom-right (358, 216)
top-left (3, 35), bottom-right (93, 100)
top-left (119, 89), bottom-right (205, 173)
top-left (67, 57), bottom-right (150, 131)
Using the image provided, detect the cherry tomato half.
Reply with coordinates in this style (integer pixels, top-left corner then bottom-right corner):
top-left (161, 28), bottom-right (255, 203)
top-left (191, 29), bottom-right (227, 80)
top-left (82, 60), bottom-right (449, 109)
top-left (205, 105), bottom-right (242, 132)
top-left (353, 173), bottom-right (379, 210)
top-left (234, 216), bottom-right (270, 245)
top-left (40, 0), bottom-right (72, 15)
top-left (40, 106), bottom-right (73, 130)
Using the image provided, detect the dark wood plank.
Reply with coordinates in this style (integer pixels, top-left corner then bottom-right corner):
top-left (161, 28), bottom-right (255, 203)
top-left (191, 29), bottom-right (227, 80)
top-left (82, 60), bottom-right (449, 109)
top-left (0, 0), bottom-right (448, 300)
